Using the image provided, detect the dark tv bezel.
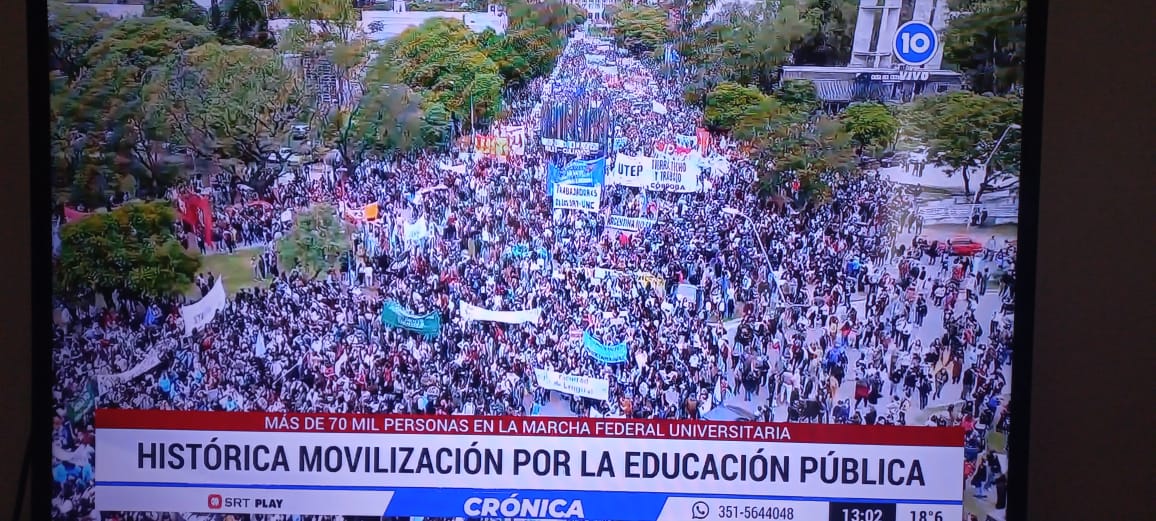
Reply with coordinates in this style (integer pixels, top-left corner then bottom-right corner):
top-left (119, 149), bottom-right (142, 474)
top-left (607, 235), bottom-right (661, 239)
top-left (23, 1), bottom-right (1051, 519)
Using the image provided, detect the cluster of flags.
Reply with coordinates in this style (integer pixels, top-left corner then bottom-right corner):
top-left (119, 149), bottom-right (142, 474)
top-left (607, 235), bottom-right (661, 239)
top-left (540, 101), bottom-right (612, 145)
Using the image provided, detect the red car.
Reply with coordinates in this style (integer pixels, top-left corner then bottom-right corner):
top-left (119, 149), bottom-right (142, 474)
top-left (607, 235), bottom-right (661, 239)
top-left (947, 236), bottom-right (985, 256)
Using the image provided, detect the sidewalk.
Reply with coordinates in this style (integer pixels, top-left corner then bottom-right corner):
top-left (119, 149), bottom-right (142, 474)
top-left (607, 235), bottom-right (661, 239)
top-left (881, 164), bottom-right (964, 191)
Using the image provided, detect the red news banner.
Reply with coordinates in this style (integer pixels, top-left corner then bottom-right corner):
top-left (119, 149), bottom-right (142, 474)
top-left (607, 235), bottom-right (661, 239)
top-left (96, 409), bottom-right (962, 446)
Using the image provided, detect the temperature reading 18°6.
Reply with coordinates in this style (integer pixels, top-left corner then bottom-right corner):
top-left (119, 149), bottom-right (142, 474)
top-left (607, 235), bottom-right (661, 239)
top-left (829, 502), bottom-right (897, 521)
top-left (908, 511), bottom-right (944, 521)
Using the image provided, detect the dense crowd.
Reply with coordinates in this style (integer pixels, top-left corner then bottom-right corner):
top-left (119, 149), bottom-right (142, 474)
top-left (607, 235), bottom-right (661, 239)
top-left (52, 32), bottom-right (1015, 521)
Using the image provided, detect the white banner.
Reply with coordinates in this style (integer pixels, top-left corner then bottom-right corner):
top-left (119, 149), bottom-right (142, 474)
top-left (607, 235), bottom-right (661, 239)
top-left (498, 125), bottom-right (527, 156)
top-left (460, 301), bottom-right (542, 325)
top-left (608, 154), bottom-right (653, 187)
top-left (533, 369), bottom-right (610, 401)
top-left (552, 184), bottom-right (602, 213)
top-left (97, 350), bottom-right (164, 392)
top-left (181, 277), bottom-right (226, 336)
top-left (608, 154), bottom-right (701, 193)
top-left (648, 156), bottom-right (702, 193)
top-left (404, 217), bottom-right (429, 243)
top-left (606, 215), bottom-right (655, 232)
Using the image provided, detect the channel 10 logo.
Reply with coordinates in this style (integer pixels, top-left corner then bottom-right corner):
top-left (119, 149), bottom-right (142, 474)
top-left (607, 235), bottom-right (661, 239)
top-left (893, 21), bottom-right (939, 66)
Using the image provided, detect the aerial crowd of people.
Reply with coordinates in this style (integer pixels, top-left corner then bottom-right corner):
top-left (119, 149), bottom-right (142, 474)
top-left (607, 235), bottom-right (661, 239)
top-left (51, 29), bottom-right (1015, 521)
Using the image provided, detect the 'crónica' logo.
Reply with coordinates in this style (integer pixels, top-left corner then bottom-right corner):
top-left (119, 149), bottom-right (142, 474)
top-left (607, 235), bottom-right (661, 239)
top-left (463, 494), bottom-right (585, 519)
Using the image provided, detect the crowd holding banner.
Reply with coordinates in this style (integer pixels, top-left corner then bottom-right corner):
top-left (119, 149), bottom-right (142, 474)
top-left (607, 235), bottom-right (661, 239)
top-left (52, 27), bottom-right (1015, 521)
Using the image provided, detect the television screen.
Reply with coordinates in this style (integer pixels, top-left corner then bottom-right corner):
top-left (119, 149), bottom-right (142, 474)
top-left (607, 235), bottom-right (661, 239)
top-left (47, 1), bottom-right (1032, 520)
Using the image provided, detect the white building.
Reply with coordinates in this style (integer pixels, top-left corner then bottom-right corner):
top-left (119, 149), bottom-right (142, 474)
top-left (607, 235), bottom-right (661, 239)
top-left (570, 0), bottom-right (613, 24)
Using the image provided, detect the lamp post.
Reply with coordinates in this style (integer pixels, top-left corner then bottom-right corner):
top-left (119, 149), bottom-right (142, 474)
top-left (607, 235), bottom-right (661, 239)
top-left (974, 123), bottom-right (1021, 204)
top-left (722, 207), bottom-right (779, 307)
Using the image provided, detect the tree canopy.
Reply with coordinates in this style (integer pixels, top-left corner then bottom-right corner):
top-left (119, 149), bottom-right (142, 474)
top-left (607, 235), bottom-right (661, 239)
top-left (47, 2), bottom-right (117, 82)
top-left (57, 201), bottom-right (201, 299)
top-left (703, 82), bottom-right (767, 133)
top-left (146, 42), bottom-right (314, 194)
top-left (840, 102), bottom-right (900, 156)
top-left (50, 8), bottom-right (218, 203)
top-left (734, 97), bottom-right (855, 205)
top-left (374, 18), bottom-right (504, 130)
top-left (679, 0), bottom-right (814, 96)
top-left (278, 204), bottom-right (351, 279)
top-left (944, 0), bottom-right (1027, 95)
top-left (610, 5), bottom-right (670, 57)
top-left (906, 91), bottom-right (1023, 199)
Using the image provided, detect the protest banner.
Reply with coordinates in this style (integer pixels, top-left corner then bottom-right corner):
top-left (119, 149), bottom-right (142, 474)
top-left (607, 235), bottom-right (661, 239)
top-left (460, 302), bottom-right (542, 325)
top-left (606, 215), bottom-right (655, 232)
top-left (647, 156), bottom-right (702, 193)
top-left (381, 301), bottom-right (441, 338)
top-left (547, 157), bottom-right (607, 193)
top-left (582, 331), bottom-right (628, 364)
top-left (696, 127), bottom-right (712, 155)
top-left (532, 369), bottom-right (610, 401)
top-left (607, 154), bottom-right (653, 187)
top-left (181, 277), bottom-right (226, 336)
top-left (552, 184), bottom-right (602, 213)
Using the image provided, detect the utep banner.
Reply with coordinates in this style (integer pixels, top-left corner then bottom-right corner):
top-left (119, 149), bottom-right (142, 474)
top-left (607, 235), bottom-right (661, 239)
top-left (553, 184), bottom-right (602, 213)
top-left (532, 368), bottom-right (610, 401)
top-left (94, 410), bottom-right (964, 519)
top-left (380, 301), bottom-right (441, 337)
top-left (460, 301), bottom-right (542, 325)
top-left (547, 157), bottom-right (607, 193)
top-left (181, 277), bottom-right (226, 336)
top-left (583, 330), bottom-right (628, 363)
top-left (608, 154), bottom-right (653, 188)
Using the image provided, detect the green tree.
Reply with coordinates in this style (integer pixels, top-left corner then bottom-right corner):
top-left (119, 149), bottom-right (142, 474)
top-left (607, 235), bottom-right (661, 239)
top-left (320, 83), bottom-right (430, 170)
top-left (480, 26), bottom-right (560, 88)
top-left (680, 0), bottom-right (814, 97)
top-left (841, 102), bottom-right (900, 156)
top-left (704, 82), bottom-right (767, 132)
top-left (774, 79), bottom-right (820, 113)
top-left (61, 17), bottom-right (217, 196)
top-left (145, 0), bottom-right (210, 26)
top-left (57, 201), bottom-right (201, 301)
top-left (944, 0), bottom-right (1027, 95)
top-left (908, 91), bottom-right (1023, 200)
top-left (375, 18), bottom-right (503, 130)
top-left (793, 0), bottom-right (858, 66)
top-left (735, 97), bottom-right (855, 206)
top-left (47, 2), bottom-right (116, 82)
top-left (147, 42), bottom-right (314, 194)
top-left (213, 0), bottom-right (275, 48)
top-left (610, 5), bottom-right (669, 56)
top-left (278, 204), bottom-right (351, 279)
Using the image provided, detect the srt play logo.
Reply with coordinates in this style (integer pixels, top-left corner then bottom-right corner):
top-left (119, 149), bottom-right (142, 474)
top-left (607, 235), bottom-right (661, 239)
top-left (207, 493), bottom-right (284, 510)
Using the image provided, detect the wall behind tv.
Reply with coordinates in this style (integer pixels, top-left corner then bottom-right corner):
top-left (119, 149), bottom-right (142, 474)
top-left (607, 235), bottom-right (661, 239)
top-left (0, 0), bottom-right (1151, 519)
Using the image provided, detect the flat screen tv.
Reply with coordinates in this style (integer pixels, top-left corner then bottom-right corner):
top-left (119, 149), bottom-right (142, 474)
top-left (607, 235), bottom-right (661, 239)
top-left (40, 0), bottom-right (1044, 520)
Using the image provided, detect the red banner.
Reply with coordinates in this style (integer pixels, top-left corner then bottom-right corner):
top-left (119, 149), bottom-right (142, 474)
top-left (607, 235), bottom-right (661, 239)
top-left (178, 193), bottom-right (214, 246)
top-left (696, 127), bottom-right (712, 155)
top-left (63, 207), bottom-right (92, 223)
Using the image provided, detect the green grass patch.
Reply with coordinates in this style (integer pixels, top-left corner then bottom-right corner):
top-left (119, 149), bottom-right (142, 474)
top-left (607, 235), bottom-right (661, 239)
top-left (190, 247), bottom-right (270, 298)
